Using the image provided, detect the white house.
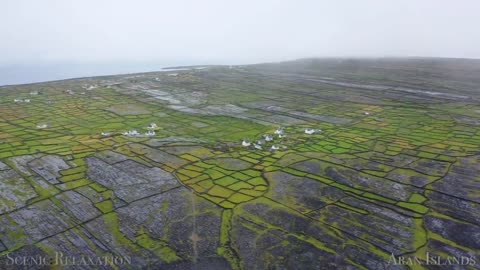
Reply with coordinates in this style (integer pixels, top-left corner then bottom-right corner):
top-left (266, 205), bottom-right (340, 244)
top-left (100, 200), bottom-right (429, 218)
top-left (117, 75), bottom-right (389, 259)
top-left (305, 128), bottom-right (316, 135)
top-left (271, 145), bottom-right (280, 150)
top-left (254, 144), bottom-right (262, 150)
top-left (147, 123), bottom-right (158, 130)
top-left (263, 134), bottom-right (273, 141)
top-left (242, 140), bottom-right (251, 147)
top-left (274, 128), bottom-right (284, 135)
top-left (145, 130), bottom-right (156, 137)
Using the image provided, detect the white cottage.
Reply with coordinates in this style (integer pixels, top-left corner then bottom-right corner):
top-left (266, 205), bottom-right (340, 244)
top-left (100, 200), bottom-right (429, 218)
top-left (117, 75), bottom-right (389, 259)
top-left (242, 140), bottom-right (251, 147)
top-left (145, 130), bottom-right (156, 137)
top-left (305, 128), bottom-right (315, 135)
top-left (263, 134), bottom-right (273, 141)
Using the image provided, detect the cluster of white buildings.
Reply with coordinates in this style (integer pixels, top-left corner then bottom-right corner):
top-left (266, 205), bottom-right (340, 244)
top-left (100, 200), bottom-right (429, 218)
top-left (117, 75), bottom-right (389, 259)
top-left (14, 99), bottom-right (31, 103)
top-left (104, 123), bottom-right (159, 138)
top-left (242, 127), bottom-right (287, 151)
top-left (122, 129), bottom-right (156, 137)
top-left (82, 84), bottom-right (98, 90)
top-left (145, 130), bottom-right (156, 136)
top-left (122, 130), bottom-right (140, 136)
top-left (241, 126), bottom-right (323, 151)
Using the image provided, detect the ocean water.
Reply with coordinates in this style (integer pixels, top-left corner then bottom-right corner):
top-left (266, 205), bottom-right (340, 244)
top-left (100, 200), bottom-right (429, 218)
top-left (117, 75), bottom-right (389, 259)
top-left (0, 62), bottom-right (188, 86)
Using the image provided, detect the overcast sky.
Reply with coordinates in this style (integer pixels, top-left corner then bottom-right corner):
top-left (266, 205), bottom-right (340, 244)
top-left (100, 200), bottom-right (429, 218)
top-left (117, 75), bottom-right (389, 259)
top-left (1, 0), bottom-right (479, 84)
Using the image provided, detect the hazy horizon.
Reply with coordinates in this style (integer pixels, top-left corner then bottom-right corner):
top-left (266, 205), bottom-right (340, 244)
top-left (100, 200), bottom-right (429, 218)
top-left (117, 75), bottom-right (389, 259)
top-left (2, 0), bottom-right (480, 85)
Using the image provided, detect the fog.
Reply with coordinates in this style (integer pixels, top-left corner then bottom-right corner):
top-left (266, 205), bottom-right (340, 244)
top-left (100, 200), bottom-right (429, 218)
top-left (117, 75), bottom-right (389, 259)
top-left (1, 0), bottom-right (479, 85)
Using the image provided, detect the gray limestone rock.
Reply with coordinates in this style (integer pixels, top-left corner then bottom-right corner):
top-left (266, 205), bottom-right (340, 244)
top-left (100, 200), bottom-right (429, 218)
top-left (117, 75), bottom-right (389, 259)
top-left (29, 155), bottom-right (70, 184)
top-left (86, 157), bottom-right (179, 203)
top-left (231, 199), bottom-right (399, 269)
top-left (0, 199), bottom-right (72, 249)
top-left (0, 169), bottom-right (37, 214)
top-left (264, 171), bottom-right (345, 213)
top-left (54, 191), bottom-right (101, 222)
top-left (425, 215), bottom-right (480, 250)
top-left (94, 150), bottom-right (129, 165)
